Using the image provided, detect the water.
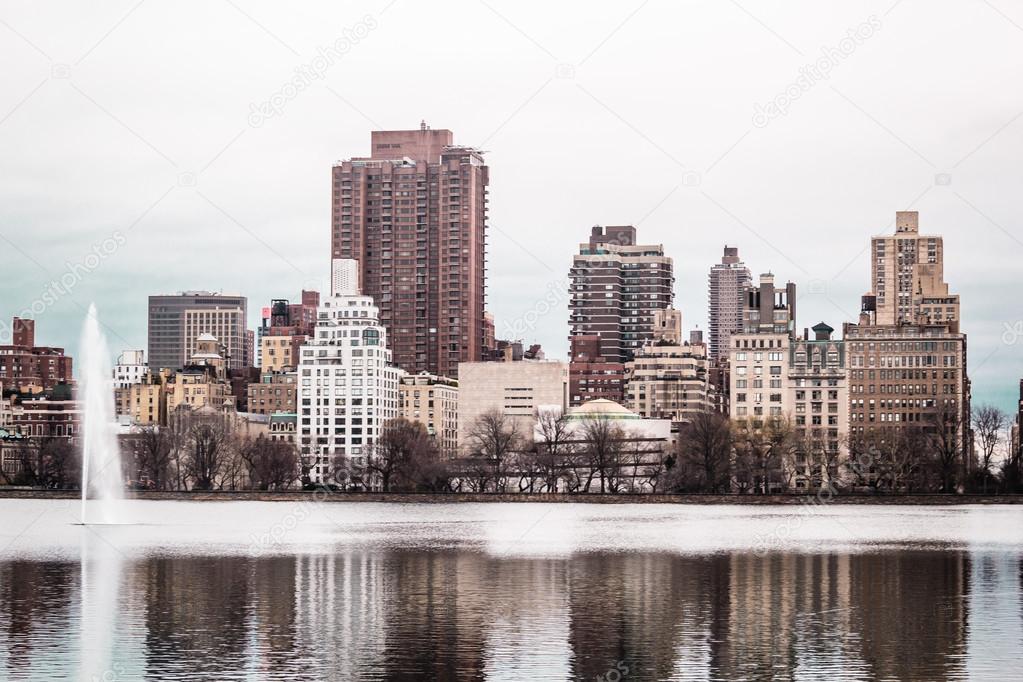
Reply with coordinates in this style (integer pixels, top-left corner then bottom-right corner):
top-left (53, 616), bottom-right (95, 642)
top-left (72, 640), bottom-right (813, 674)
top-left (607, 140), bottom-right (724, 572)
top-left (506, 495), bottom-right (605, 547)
top-left (1, 500), bottom-right (1023, 681)
top-left (78, 304), bottom-right (123, 525)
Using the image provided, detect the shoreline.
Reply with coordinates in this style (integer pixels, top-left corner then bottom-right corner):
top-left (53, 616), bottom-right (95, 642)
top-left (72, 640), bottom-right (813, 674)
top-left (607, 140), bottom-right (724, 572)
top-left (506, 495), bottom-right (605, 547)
top-left (2, 488), bottom-right (1023, 505)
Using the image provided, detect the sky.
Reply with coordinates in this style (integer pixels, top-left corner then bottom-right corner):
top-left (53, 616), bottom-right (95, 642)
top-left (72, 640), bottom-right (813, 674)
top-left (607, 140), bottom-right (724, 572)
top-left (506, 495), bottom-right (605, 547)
top-left (1, 0), bottom-right (1021, 413)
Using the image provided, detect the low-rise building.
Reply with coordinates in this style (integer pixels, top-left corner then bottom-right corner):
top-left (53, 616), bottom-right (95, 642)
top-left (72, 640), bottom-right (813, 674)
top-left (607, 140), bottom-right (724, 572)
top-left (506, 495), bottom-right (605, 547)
top-left (400, 372), bottom-right (459, 456)
top-left (568, 335), bottom-right (625, 407)
top-left (113, 350), bottom-right (147, 389)
top-left (0, 317), bottom-right (73, 393)
top-left (625, 339), bottom-right (710, 423)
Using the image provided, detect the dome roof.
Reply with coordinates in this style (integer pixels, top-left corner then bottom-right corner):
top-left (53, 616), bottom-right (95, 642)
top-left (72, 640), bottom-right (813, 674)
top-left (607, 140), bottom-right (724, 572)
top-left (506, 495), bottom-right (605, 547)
top-left (566, 399), bottom-right (640, 420)
top-left (196, 332), bottom-right (218, 342)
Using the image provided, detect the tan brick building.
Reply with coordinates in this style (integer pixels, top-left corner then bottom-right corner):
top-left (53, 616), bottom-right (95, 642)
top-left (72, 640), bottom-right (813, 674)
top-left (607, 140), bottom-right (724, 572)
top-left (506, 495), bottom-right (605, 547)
top-left (399, 372), bottom-right (459, 456)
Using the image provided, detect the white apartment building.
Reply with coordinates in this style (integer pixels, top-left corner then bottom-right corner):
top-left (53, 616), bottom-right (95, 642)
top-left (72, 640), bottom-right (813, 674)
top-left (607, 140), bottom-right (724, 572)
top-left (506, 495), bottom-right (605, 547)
top-left (298, 260), bottom-right (400, 487)
top-left (729, 333), bottom-right (792, 421)
top-left (113, 350), bottom-right (147, 389)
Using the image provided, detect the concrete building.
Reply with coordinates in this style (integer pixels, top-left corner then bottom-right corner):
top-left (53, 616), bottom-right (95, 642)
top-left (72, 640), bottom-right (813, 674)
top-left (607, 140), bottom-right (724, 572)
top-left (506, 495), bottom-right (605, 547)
top-left (568, 335), bottom-right (625, 407)
top-left (331, 125), bottom-right (489, 378)
top-left (399, 372), bottom-right (459, 456)
top-left (165, 334), bottom-right (235, 414)
top-left (113, 350), bottom-right (147, 389)
top-left (729, 332), bottom-right (793, 421)
top-left (568, 225), bottom-right (674, 363)
top-left (708, 246), bottom-right (752, 361)
top-left (457, 360), bottom-right (568, 448)
top-left (871, 211), bottom-right (960, 330)
top-left (788, 323), bottom-right (848, 490)
top-left (148, 292), bottom-right (248, 371)
top-left (0, 317), bottom-right (73, 393)
top-left (742, 273), bottom-right (797, 336)
top-left (247, 371), bottom-right (298, 416)
top-left (625, 339), bottom-right (711, 424)
top-left (298, 259), bottom-right (401, 486)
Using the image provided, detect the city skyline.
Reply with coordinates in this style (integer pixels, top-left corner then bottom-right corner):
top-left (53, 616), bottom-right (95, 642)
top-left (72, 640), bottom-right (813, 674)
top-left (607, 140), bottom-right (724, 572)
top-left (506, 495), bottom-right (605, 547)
top-left (1, 0), bottom-right (1020, 414)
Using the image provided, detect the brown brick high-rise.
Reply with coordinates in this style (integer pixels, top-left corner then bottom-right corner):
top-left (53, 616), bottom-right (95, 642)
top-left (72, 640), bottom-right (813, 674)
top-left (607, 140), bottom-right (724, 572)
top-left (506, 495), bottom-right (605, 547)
top-left (331, 125), bottom-right (488, 377)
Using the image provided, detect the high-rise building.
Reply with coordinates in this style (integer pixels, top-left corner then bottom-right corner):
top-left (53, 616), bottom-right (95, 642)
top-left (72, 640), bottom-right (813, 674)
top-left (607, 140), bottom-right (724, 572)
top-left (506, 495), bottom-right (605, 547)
top-left (148, 292), bottom-right (248, 371)
top-left (871, 211), bottom-right (960, 330)
top-left (0, 317), bottom-right (73, 393)
top-left (708, 246), bottom-right (752, 361)
top-left (330, 125), bottom-right (489, 378)
top-left (298, 259), bottom-right (401, 486)
top-left (846, 212), bottom-right (970, 481)
top-left (568, 225), bottom-right (674, 363)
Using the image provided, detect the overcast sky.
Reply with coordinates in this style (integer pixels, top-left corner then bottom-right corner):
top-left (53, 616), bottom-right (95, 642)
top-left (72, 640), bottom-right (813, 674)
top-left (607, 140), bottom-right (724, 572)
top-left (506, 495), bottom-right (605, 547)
top-left (1, 0), bottom-right (1021, 412)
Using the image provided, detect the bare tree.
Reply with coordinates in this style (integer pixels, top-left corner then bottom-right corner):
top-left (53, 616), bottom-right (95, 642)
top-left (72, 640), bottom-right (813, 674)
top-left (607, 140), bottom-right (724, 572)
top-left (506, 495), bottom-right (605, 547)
top-left (579, 416), bottom-right (628, 494)
top-left (928, 401), bottom-right (966, 494)
top-left (972, 405), bottom-right (1006, 494)
top-left (671, 412), bottom-right (732, 492)
top-left (184, 420), bottom-right (229, 491)
top-left (731, 417), bottom-right (796, 494)
top-left (134, 425), bottom-right (175, 490)
top-left (239, 435), bottom-right (300, 490)
top-left (365, 418), bottom-right (437, 492)
top-left (465, 411), bottom-right (522, 493)
top-left (533, 408), bottom-right (575, 492)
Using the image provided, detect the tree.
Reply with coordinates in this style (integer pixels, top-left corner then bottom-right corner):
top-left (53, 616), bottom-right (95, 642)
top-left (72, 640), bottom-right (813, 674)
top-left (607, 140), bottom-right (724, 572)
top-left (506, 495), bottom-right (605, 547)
top-left (532, 408), bottom-right (575, 493)
top-left (928, 401), bottom-right (966, 493)
top-left (972, 405), bottom-right (1006, 494)
top-left (365, 418), bottom-right (437, 492)
top-left (671, 412), bottom-right (732, 492)
top-left (579, 416), bottom-right (628, 493)
top-left (239, 435), bottom-right (300, 490)
top-left (184, 420), bottom-right (229, 490)
top-left (134, 425), bottom-right (175, 490)
top-left (731, 417), bottom-right (796, 494)
top-left (464, 411), bottom-right (522, 493)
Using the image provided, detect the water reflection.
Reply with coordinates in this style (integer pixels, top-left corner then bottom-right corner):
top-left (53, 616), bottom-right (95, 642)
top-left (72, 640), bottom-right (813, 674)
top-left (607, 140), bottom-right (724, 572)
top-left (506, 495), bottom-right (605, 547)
top-left (2, 546), bottom-right (1022, 680)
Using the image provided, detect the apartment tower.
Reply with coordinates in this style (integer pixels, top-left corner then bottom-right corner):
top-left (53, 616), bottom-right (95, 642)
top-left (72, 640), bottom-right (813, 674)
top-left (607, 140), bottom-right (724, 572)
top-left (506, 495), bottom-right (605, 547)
top-left (708, 246), bottom-right (752, 361)
top-left (330, 125), bottom-right (488, 378)
top-left (568, 225), bottom-right (674, 364)
top-left (148, 292), bottom-right (248, 371)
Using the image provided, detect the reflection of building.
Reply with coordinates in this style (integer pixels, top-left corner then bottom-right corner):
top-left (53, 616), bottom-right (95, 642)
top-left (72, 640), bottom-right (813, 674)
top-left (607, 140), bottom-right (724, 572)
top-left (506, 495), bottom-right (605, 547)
top-left (148, 292), bottom-right (248, 371)
top-left (457, 360), bottom-right (568, 446)
top-left (0, 317), bottom-right (73, 393)
top-left (399, 372), bottom-right (458, 456)
top-left (298, 259), bottom-right (401, 485)
top-left (331, 125), bottom-right (489, 378)
top-left (568, 225), bottom-right (674, 363)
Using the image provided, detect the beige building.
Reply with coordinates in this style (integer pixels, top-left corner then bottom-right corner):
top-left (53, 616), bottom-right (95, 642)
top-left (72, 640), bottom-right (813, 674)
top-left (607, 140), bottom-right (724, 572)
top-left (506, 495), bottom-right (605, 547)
top-left (117, 369), bottom-right (171, 425)
top-left (399, 372), bottom-right (459, 456)
top-left (260, 335), bottom-right (304, 372)
top-left (708, 246), bottom-right (752, 361)
top-left (788, 323), bottom-right (848, 490)
top-left (166, 334), bottom-right (234, 414)
top-left (729, 332), bottom-right (792, 421)
top-left (871, 211), bottom-right (960, 330)
top-left (457, 361), bottom-right (568, 449)
top-left (625, 340), bottom-right (711, 423)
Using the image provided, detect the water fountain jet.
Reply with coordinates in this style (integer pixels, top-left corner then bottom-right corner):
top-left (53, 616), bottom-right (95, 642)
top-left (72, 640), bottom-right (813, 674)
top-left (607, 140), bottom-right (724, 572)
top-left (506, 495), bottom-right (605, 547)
top-left (79, 304), bottom-right (123, 525)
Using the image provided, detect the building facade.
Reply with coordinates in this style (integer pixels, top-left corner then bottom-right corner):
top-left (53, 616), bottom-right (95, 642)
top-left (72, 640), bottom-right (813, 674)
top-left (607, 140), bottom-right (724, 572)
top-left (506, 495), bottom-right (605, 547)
top-left (568, 225), bottom-right (674, 364)
top-left (399, 372), bottom-right (459, 456)
top-left (246, 371), bottom-right (298, 416)
top-left (113, 350), bottom-right (147, 389)
top-left (871, 211), bottom-right (960, 329)
top-left (708, 246), bottom-right (752, 362)
top-left (298, 260), bottom-right (401, 486)
top-left (148, 292), bottom-right (248, 371)
top-left (331, 125), bottom-right (489, 378)
top-left (0, 318), bottom-right (73, 393)
top-left (568, 335), bottom-right (625, 407)
top-left (625, 340), bottom-right (711, 423)
top-left (742, 273), bottom-right (797, 335)
top-left (457, 360), bottom-right (568, 448)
